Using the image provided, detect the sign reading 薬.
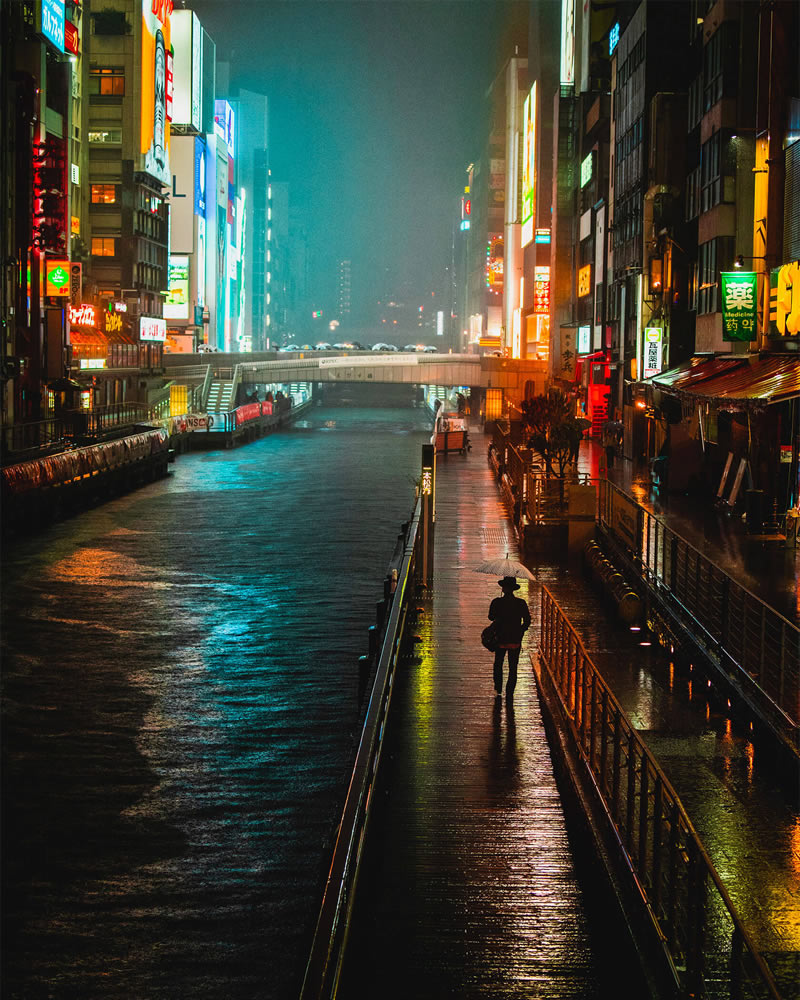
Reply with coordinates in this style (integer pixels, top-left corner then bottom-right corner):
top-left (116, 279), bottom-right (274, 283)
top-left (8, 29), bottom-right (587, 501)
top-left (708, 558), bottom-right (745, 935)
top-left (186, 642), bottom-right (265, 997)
top-left (720, 271), bottom-right (757, 341)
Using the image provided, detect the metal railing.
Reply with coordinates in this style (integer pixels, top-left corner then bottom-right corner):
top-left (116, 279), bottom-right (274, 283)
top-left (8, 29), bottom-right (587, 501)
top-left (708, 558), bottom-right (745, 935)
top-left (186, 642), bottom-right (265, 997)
top-left (2, 418), bottom-right (66, 460)
top-left (537, 587), bottom-right (783, 1000)
top-left (300, 500), bottom-right (424, 1000)
top-left (74, 402), bottom-right (154, 436)
top-left (598, 479), bottom-right (800, 740)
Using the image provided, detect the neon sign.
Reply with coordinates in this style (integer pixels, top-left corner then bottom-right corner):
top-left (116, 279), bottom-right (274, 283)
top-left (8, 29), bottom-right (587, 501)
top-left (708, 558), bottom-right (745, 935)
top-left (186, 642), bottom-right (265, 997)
top-left (69, 304), bottom-right (97, 326)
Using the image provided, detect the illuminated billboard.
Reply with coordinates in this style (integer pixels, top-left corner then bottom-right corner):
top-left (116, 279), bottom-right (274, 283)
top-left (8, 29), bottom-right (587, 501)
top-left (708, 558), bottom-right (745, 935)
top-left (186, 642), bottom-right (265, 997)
top-left (486, 236), bottom-right (504, 294)
top-left (164, 255), bottom-right (190, 319)
top-left (214, 100), bottom-right (235, 159)
top-left (194, 136), bottom-right (206, 216)
top-left (140, 316), bottom-right (167, 342)
top-left (561, 0), bottom-right (575, 87)
top-left (534, 266), bottom-right (550, 315)
top-left (171, 10), bottom-right (202, 131)
top-left (140, 0), bottom-right (173, 187)
top-left (521, 82), bottom-right (537, 249)
top-left (39, 0), bottom-right (65, 52)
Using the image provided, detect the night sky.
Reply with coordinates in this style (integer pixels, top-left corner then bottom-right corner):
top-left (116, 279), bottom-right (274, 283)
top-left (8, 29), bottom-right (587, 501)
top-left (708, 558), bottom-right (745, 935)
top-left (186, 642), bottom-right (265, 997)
top-left (187, 1), bottom-right (520, 325)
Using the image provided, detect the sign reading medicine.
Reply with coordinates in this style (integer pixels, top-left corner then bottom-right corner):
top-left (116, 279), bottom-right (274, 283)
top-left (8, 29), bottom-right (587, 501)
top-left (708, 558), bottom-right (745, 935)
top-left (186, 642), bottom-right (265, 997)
top-left (721, 271), bottom-right (757, 341)
top-left (40, 0), bottom-right (65, 52)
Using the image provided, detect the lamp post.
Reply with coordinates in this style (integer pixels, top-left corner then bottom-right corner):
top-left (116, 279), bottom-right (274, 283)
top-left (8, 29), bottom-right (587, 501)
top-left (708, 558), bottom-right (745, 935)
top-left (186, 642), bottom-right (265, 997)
top-left (732, 254), bottom-right (775, 349)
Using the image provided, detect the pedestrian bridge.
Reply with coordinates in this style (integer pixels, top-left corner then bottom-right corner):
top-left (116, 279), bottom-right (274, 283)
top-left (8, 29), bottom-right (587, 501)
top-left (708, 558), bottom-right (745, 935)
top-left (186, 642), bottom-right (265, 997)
top-left (163, 351), bottom-right (547, 395)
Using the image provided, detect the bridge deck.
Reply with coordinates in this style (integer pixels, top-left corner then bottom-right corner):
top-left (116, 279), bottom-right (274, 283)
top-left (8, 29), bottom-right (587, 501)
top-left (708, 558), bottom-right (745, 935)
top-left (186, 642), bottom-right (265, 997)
top-left (338, 437), bottom-right (642, 998)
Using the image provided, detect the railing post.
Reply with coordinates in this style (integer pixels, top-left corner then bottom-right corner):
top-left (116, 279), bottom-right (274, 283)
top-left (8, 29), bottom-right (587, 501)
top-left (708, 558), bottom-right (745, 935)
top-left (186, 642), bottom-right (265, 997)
top-left (419, 444), bottom-right (435, 589)
top-left (599, 687), bottom-right (609, 795)
top-left (638, 759), bottom-right (649, 868)
top-left (611, 708), bottom-right (621, 821)
top-left (625, 732), bottom-right (636, 852)
top-left (651, 778), bottom-right (663, 913)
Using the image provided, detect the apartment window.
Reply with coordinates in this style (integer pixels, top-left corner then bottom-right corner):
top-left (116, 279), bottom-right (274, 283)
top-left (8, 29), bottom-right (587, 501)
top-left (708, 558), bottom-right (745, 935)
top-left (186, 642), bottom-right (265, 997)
top-left (91, 237), bottom-right (116, 257)
top-left (697, 236), bottom-right (735, 314)
top-left (687, 75), bottom-right (703, 132)
top-left (91, 184), bottom-right (118, 204)
top-left (686, 166), bottom-right (701, 220)
top-left (700, 132), bottom-right (736, 213)
top-left (88, 130), bottom-right (122, 144)
top-left (89, 68), bottom-right (125, 96)
top-left (704, 22), bottom-right (738, 112)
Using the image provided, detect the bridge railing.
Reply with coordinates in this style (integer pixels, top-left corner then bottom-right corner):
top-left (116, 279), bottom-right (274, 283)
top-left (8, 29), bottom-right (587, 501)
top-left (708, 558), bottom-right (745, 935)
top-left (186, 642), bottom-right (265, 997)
top-left (300, 499), bottom-right (424, 1000)
top-left (597, 479), bottom-right (799, 744)
top-left (537, 586), bottom-right (782, 1000)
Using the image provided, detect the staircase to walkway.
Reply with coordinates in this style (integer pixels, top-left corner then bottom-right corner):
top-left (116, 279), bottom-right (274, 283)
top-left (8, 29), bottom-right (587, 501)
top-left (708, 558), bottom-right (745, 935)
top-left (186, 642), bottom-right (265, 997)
top-left (205, 380), bottom-right (235, 413)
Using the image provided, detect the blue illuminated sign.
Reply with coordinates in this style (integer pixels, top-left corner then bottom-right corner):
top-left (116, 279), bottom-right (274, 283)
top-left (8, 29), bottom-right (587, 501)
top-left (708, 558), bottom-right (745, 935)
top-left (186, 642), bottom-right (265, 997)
top-left (609, 22), bottom-right (620, 55)
top-left (194, 136), bottom-right (206, 217)
top-left (40, 0), bottom-right (65, 52)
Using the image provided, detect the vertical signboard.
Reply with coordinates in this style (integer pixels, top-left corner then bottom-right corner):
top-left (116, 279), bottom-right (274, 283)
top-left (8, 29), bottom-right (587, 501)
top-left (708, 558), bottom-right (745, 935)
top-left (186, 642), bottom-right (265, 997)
top-left (769, 262), bottom-right (800, 337)
top-left (171, 10), bottom-right (203, 130)
top-left (720, 271), bottom-right (757, 341)
top-left (560, 0), bottom-right (575, 86)
top-left (140, 0), bottom-right (173, 186)
top-left (521, 82), bottom-right (537, 248)
top-left (164, 256), bottom-right (190, 319)
top-left (534, 266), bottom-right (551, 315)
top-left (642, 327), bottom-right (663, 378)
top-left (39, 0), bottom-right (65, 52)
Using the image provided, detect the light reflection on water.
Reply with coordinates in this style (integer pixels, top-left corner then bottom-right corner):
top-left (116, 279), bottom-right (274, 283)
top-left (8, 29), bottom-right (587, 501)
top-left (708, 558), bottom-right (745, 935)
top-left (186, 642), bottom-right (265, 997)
top-left (1, 404), bottom-right (431, 1000)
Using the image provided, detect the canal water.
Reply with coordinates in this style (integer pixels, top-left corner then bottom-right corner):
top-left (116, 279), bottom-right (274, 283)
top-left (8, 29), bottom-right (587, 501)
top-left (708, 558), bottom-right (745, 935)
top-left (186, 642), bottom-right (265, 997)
top-left (1, 400), bottom-right (432, 1000)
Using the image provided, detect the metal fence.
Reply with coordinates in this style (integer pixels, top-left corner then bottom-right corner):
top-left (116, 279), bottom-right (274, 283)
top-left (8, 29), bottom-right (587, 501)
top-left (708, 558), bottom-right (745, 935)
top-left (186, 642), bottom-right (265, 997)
top-left (598, 479), bottom-right (800, 740)
top-left (299, 499), bottom-right (424, 1000)
top-left (537, 586), bottom-right (782, 1000)
top-left (2, 418), bottom-right (65, 460)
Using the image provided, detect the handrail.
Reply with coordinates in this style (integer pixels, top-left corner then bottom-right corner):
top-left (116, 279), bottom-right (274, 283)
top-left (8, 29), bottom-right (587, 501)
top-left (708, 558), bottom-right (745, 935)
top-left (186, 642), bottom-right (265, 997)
top-left (199, 364), bottom-right (212, 410)
top-left (300, 500), bottom-right (423, 1000)
top-left (537, 586), bottom-right (783, 1000)
top-left (598, 479), bottom-right (799, 734)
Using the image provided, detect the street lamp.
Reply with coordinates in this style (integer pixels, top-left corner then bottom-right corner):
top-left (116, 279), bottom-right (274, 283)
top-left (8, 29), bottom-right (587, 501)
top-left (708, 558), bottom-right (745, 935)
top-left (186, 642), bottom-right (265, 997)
top-left (733, 254), bottom-right (769, 269)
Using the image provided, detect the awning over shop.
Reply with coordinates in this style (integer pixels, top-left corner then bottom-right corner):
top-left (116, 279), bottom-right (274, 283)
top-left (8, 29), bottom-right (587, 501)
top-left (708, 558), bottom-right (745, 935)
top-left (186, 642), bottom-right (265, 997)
top-left (649, 354), bottom-right (800, 410)
top-left (649, 355), bottom-right (746, 390)
top-left (69, 329), bottom-right (108, 348)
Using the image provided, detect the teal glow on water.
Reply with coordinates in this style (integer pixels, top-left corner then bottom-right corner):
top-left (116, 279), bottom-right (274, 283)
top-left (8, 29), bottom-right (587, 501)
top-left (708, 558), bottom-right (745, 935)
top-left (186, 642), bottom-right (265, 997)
top-left (1, 404), bottom-right (431, 999)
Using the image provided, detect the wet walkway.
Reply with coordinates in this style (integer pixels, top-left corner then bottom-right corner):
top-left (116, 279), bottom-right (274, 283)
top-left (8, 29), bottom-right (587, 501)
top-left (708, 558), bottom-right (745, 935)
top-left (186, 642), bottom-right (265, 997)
top-left (591, 444), bottom-right (800, 627)
top-left (339, 439), bottom-right (646, 998)
top-left (340, 431), bottom-right (800, 999)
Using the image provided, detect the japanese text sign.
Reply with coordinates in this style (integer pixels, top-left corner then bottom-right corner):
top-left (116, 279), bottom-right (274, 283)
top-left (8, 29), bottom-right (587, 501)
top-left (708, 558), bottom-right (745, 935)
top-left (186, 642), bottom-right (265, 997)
top-left (721, 272), bottom-right (757, 342)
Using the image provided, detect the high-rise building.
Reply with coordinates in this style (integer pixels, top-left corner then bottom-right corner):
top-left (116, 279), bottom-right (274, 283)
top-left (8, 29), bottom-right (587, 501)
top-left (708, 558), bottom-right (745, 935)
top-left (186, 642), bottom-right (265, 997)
top-left (337, 259), bottom-right (352, 327)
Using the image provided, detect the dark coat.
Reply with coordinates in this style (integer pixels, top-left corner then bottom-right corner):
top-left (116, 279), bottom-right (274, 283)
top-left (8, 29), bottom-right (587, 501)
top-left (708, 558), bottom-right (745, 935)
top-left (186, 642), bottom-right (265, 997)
top-left (488, 593), bottom-right (531, 646)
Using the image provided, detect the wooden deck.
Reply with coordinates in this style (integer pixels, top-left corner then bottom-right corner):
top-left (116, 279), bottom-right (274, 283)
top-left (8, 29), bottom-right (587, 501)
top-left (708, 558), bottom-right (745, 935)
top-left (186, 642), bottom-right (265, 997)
top-left (338, 439), bottom-right (641, 998)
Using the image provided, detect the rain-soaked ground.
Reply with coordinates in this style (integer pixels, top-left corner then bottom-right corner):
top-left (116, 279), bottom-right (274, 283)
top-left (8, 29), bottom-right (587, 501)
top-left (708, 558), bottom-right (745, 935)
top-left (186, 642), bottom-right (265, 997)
top-left (1, 402), bottom-right (433, 1000)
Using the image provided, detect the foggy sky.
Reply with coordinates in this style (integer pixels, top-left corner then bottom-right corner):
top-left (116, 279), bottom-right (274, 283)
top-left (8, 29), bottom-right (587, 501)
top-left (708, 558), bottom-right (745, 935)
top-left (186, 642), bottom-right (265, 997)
top-left (187, 0), bottom-right (510, 326)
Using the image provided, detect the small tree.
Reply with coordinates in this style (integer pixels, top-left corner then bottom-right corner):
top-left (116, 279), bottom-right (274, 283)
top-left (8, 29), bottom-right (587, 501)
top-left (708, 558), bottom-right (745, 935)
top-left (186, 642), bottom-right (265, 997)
top-left (521, 389), bottom-right (583, 478)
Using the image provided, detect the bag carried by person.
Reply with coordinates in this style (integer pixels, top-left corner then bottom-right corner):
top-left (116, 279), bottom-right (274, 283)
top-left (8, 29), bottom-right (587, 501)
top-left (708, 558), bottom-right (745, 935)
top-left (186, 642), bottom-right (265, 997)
top-left (481, 623), bottom-right (498, 652)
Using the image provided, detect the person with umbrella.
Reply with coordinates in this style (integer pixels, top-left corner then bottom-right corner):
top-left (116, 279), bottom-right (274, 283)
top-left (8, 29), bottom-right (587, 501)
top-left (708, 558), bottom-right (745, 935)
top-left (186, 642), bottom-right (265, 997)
top-left (487, 577), bottom-right (531, 699)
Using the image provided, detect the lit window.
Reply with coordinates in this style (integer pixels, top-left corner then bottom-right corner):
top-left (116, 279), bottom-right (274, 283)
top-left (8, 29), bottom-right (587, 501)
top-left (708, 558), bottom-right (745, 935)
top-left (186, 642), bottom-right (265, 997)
top-left (89, 67), bottom-right (125, 96)
top-left (88, 130), bottom-right (122, 144)
top-left (268, 208), bottom-right (272, 221)
top-left (91, 237), bottom-right (116, 256)
top-left (91, 184), bottom-right (117, 204)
